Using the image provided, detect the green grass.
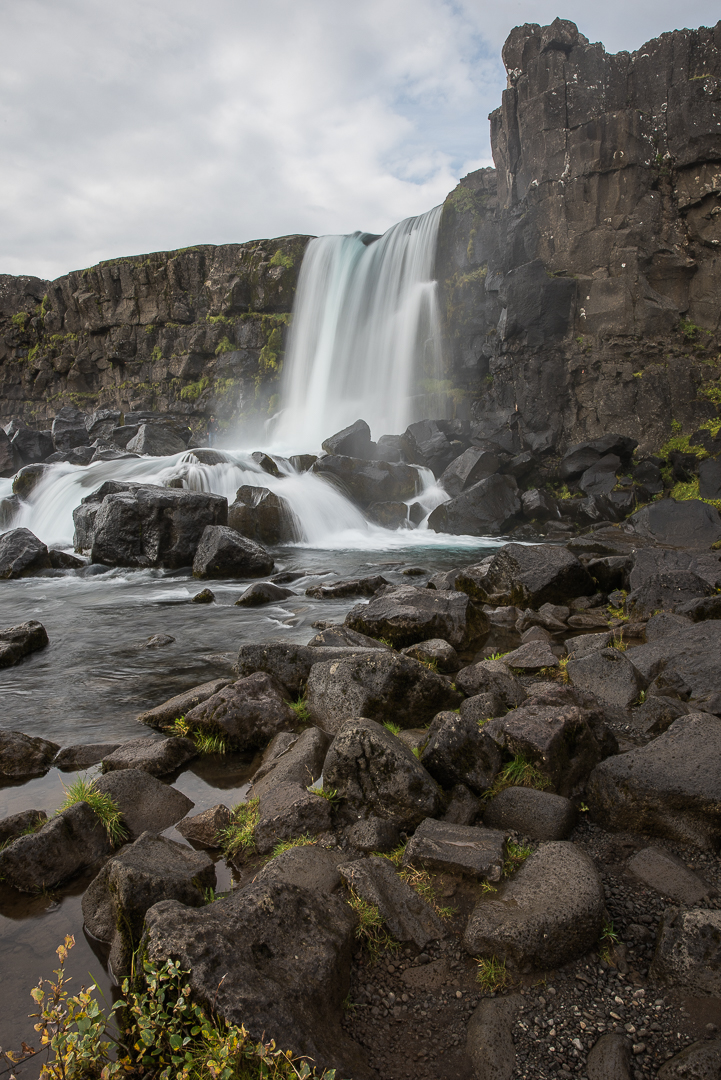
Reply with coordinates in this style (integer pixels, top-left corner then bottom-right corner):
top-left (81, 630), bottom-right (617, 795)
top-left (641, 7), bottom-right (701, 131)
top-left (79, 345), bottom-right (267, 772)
top-left (599, 919), bottom-right (620, 963)
top-left (165, 717), bottom-right (227, 755)
top-left (270, 835), bottom-right (318, 858)
top-left (216, 799), bottom-right (259, 860)
top-left (346, 889), bottom-right (400, 963)
top-left (58, 778), bottom-right (127, 846)
top-left (670, 477), bottom-right (721, 512)
top-left (485, 756), bottom-right (552, 800)
top-left (376, 844), bottom-right (455, 919)
top-left (287, 697), bottom-right (311, 725)
top-left (475, 956), bottom-right (511, 994)
top-left (503, 839), bottom-right (532, 877)
top-left (383, 721), bottom-right (401, 736)
top-left (311, 786), bottom-right (339, 804)
top-left (485, 651), bottom-right (509, 662)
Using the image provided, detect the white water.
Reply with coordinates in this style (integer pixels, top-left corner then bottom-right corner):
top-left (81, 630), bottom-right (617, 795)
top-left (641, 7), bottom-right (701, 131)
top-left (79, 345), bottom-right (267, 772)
top-left (271, 205), bottom-right (444, 451)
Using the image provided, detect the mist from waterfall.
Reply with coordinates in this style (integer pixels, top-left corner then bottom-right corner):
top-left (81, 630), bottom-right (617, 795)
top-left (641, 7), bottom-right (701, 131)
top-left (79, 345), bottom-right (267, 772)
top-left (271, 205), bottom-right (443, 451)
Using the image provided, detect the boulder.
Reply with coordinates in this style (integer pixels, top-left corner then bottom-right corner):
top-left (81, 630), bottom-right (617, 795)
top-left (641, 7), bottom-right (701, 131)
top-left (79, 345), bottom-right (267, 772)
top-left (345, 584), bottom-right (489, 650)
top-left (400, 638), bottom-right (459, 673)
top-left (250, 451), bottom-right (281, 476)
top-left (698, 457), bottom-right (721, 500)
top-left (462, 842), bottom-right (605, 970)
top-left (307, 625), bottom-right (391, 649)
top-left (627, 846), bottom-right (716, 906)
top-left (323, 718), bottom-right (442, 828)
top-left (442, 783), bottom-right (482, 826)
top-left (306, 652), bottom-right (462, 733)
top-left (254, 844), bottom-right (342, 894)
top-left (142, 879), bottom-right (372, 1080)
top-left (0, 493), bottom-right (21, 528)
top-left (100, 736), bottom-right (197, 776)
top-left (366, 501), bottom-right (410, 528)
top-left (586, 714), bottom-right (721, 849)
top-left (192, 525), bottom-right (274, 578)
top-left (313, 455), bottom-right (418, 508)
top-left (175, 804), bottom-right (231, 848)
top-left (626, 621), bottom-right (721, 713)
top-left (126, 423), bottom-right (187, 456)
top-left (228, 485), bottom-right (299, 545)
top-left (10, 426), bottom-right (54, 465)
top-left (465, 996), bottom-right (523, 1080)
top-left (500, 640), bottom-right (558, 671)
top-left (346, 818), bottom-right (401, 853)
top-left (566, 632), bottom-right (612, 659)
top-left (566, 648), bottom-right (647, 708)
top-left (0, 802), bottom-right (112, 892)
top-left (254, 782), bottom-right (332, 854)
top-left (628, 695), bottom-right (687, 737)
top-left (306, 574), bottom-right (389, 599)
top-left (674, 594), bottom-right (721, 621)
top-left (587, 1034), bottom-right (634, 1080)
top-left (0, 729), bottom-right (59, 779)
top-left (403, 819), bottom-right (506, 881)
top-left (651, 907), bottom-right (721, 995)
top-left (53, 742), bottom-right (122, 770)
top-left (235, 642), bottom-right (386, 697)
top-left (0, 426), bottom-right (18, 477)
top-left (136, 678), bottom-right (233, 729)
top-left (0, 808), bottom-right (47, 846)
top-left (587, 555), bottom-right (632, 592)
top-left (643, 611), bottom-right (694, 641)
top-left (235, 581), bottom-right (294, 606)
top-left (560, 436), bottom-right (637, 481)
top-left (51, 406), bottom-right (90, 451)
top-left (0, 528), bottom-right (51, 578)
top-left (0, 620), bottom-right (49, 668)
top-left (191, 588), bottom-right (215, 603)
top-left (579, 453), bottom-right (621, 496)
top-left (87, 485), bottom-right (227, 569)
top-left (521, 487), bottom-right (559, 522)
top-left (82, 831), bottom-right (215, 974)
top-left (322, 419), bottom-right (372, 458)
top-left (249, 727), bottom-right (330, 798)
top-left (427, 473), bottom-right (521, 536)
top-left (439, 447), bottom-right (500, 498)
top-left (421, 712), bottom-right (502, 796)
top-left (657, 1040), bottom-right (721, 1080)
top-left (95, 769), bottom-right (194, 840)
top-left (455, 659), bottom-right (527, 710)
top-left (456, 543), bottom-right (594, 608)
top-left (338, 856), bottom-right (444, 947)
top-left (184, 672), bottom-right (296, 749)
top-left (629, 499), bottom-right (721, 548)
top-left (483, 787), bottom-right (576, 841)
top-left (626, 570), bottom-right (713, 617)
top-left (427, 568), bottom-right (462, 590)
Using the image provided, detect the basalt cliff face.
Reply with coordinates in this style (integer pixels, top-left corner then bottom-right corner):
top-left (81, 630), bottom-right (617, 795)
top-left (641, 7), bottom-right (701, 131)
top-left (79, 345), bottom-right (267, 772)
top-left (436, 18), bottom-right (721, 454)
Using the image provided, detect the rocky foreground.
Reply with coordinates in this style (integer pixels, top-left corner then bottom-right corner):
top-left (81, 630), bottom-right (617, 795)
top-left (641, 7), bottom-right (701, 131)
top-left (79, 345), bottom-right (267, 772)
top-left (2, 493), bottom-right (721, 1078)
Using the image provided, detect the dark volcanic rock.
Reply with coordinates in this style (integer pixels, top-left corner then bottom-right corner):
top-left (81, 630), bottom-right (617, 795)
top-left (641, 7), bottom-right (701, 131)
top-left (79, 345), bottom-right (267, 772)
top-left (483, 787), bottom-right (576, 841)
top-left (456, 543), bottom-right (594, 608)
top-left (566, 648), bottom-right (647, 708)
top-left (651, 907), bottom-right (721, 996)
top-left (234, 642), bottom-right (386, 696)
top-left (421, 711), bottom-right (502, 796)
top-left (53, 742), bottom-right (122, 770)
top-left (254, 782), bottom-right (332, 854)
top-left (95, 769), bottom-right (194, 840)
top-left (136, 678), bottom-right (233, 729)
top-left (0, 808), bottom-right (47, 846)
top-left (455, 659), bottom-right (527, 711)
top-left (428, 473), bottom-right (521, 536)
top-left (439, 447), bottom-right (501, 498)
top-left (627, 846), bottom-right (716, 906)
top-left (629, 499), bottom-right (721, 548)
top-left (228, 485), bottom-right (299, 545)
top-left (322, 419), bottom-right (372, 458)
top-left (0, 427), bottom-right (18, 477)
top-left (657, 1040), bottom-right (721, 1080)
top-left (0, 802), bottom-right (112, 892)
top-left (100, 736), bottom-right (197, 776)
top-left (403, 819), bottom-right (506, 881)
top-left (307, 625), bottom-right (392, 649)
top-left (400, 637), bottom-right (459, 673)
top-left (192, 525), bottom-right (274, 578)
top-left (306, 574), bottom-right (389, 599)
top-left (249, 727), bottom-right (330, 798)
top-left (51, 406), bottom-right (90, 452)
top-left (345, 584), bottom-right (489, 649)
top-left (0, 528), bottom-right (51, 578)
top-left (313, 455), bottom-right (418, 508)
top-left (0, 620), bottom-right (49, 668)
top-left (235, 581), bottom-right (293, 606)
top-left (184, 672), bottom-right (296, 749)
top-left (0, 729), bottom-right (59, 779)
top-left (366, 500), bottom-right (410, 528)
top-left (126, 423), bottom-right (187, 456)
top-left (627, 620), bottom-right (721, 713)
top-left (11, 426), bottom-right (54, 465)
top-left (338, 856), bottom-right (444, 947)
top-left (175, 804), bottom-right (231, 848)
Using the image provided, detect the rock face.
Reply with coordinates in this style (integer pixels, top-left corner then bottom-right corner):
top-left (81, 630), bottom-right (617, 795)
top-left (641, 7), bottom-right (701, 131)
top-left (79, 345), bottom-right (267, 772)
top-left (345, 584), bottom-right (489, 650)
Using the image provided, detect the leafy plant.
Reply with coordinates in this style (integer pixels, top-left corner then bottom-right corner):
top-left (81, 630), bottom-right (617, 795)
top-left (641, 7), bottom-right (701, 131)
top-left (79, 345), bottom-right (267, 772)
top-left (485, 756), bottom-right (552, 800)
top-left (599, 919), bottom-right (621, 964)
top-left (216, 799), bottom-right (259, 860)
top-left (486, 651), bottom-right (509, 661)
top-left (59, 777), bottom-right (127, 846)
top-left (475, 956), bottom-right (511, 994)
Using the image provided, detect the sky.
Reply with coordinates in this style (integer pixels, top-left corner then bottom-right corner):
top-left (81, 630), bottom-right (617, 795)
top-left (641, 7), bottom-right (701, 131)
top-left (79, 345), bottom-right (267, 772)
top-left (1, 0), bottom-right (719, 281)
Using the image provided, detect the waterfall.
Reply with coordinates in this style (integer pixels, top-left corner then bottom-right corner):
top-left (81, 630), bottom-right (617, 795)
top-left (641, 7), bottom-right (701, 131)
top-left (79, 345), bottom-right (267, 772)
top-left (271, 205), bottom-right (443, 452)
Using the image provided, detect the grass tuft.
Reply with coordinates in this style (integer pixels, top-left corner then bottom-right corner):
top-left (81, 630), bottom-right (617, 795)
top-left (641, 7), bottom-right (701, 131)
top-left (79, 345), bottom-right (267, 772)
top-left (270, 834), bottom-right (318, 858)
top-left (503, 839), bottom-right (532, 877)
top-left (165, 716), bottom-right (227, 755)
top-left (383, 721), bottom-right (401, 736)
top-left (287, 698), bottom-right (311, 725)
top-left (476, 956), bottom-right (511, 994)
top-left (484, 756), bottom-right (552, 800)
top-left (216, 799), bottom-right (259, 860)
top-left (310, 786), bottom-right (339, 804)
top-left (59, 777), bottom-right (127, 846)
top-left (346, 889), bottom-right (400, 962)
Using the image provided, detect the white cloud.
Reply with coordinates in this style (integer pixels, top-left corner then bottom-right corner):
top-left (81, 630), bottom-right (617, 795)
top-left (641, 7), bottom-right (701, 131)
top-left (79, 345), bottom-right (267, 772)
top-left (0, 0), bottom-right (717, 279)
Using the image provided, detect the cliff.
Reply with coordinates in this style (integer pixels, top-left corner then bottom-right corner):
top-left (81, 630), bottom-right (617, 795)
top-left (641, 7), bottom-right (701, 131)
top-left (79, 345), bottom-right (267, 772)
top-left (436, 18), bottom-right (721, 453)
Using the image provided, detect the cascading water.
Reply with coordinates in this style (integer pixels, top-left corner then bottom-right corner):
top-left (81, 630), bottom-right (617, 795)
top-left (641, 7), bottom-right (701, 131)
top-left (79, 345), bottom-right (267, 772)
top-left (271, 205), bottom-right (444, 451)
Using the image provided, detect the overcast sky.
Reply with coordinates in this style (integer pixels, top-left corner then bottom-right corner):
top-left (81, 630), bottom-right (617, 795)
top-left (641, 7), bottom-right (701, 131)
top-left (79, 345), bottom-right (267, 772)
top-left (1, 0), bottom-right (719, 281)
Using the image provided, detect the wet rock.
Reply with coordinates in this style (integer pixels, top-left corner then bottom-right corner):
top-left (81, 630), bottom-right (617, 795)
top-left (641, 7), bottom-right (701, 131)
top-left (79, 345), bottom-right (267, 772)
top-left (0, 427), bottom-right (18, 477)
top-left (136, 677), bottom-right (233, 729)
top-left (306, 625), bottom-right (392, 649)
top-left (456, 543), bottom-right (594, 608)
top-left (403, 819), bottom-right (506, 881)
top-left (192, 524), bottom-right (274, 579)
top-left (126, 423), bottom-right (187, 456)
top-left (463, 841), bottom-right (605, 970)
top-left (627, 847), bottom-right (716, 905)
top-left (12, 463), bottom-right (49, 500)
top-left (0, 729), bottom-right (60, 779)
top-left (629, 499), bottom-right (721, 548)
top-left (587, 1033), bottom-right (633, 1080)
top-left (314, 454), bottom-right (418, 508)
top-left (439, 447), bottom-right (501, 498)
top-left (651, 907), bottom-right (721, 995)
top-left (366, 501), bottom-right (410, 528)
top-left (566, 648), bottom-right (647, 707)
top-left (0, 802), bottom-right (112, 892)
top-left (306, 651), bottom-right (462, 733)
top-left (0, 527), bottom-right (51, 578)
top-left (627, 570), bottom-right (713, 618)
top-left (322, 419), bottom-right (372, 458)
top-left (455, 659), bottom-right (527, 710)
top-left (466, 995), bottom-right (523, 1080)
top-left (586, 714), bottom-right (721, 849)
top-left (142, 878), bottom-right (372, 1080)
top-left (500, 640), bottom-right (558, 671)
top-left (48, 548), bottom-right (84, 570)
top-left (95, 769), bottom-right (194, 840)
top-left (53, 743), bottom-right (122, 770)
top-left (657, 1039), bottom-right (721, 1079)
top-left (566, 610), bottom-right (610, 629)
top-left (428, 473), bottom-right (521, 536)
top-left (82, 831), bottom-right (215, 975)
top-left (191, 588), bottom-right (215, 603)
top-left (560, 436), bottom-right (637, 481)
top-left (249, 727), bottom-right (330, 798)
top-left (521, 487), bottom-right (558, 522)
top-left (421, 712), bottom-right (502, 796)
top-left (346, 818), bottom-right (401, 853)
top-left (323, 718), bottom-right (442, 828)
top-left (405, 419), bottom-right (456, 475)
top-left (306, 574), bottom-right (389, 599)
top-left (228, 485), bottom-right (299, 545)
top-left (255, 782), bottom-right (332, 854)
top-left (0, 620), bottom-right (49, 668)
top-left (176, 804), bottom-right (231, 848)
top-left (628, 621), bottom-right (721, 713)
top-left (427, 568), bottom-right (462, 590)
top-left (0, 493), bottom-right (21, 528)
top-left (345, 584), bottom-right (489, 650)
top-left (183, 673), bottom-right (295, 750)
top-left (483, 787), bottom-right (576, 841)
top-left (339, 856), bottom-right (444, 947)
top-left (234, 642), bottom-right (386, 697)
top-left (250, 451), bottom-right (281, 477)
top-left (0, 808), bottom-right (47, 846)
top-left (143, 633), bottom-right (175, 648)
top-left (235, 581), bottom-right (294, 606)
top-left (255, 844), bottom-right (342, 894)
top-left (100, 736), bottom-right (197, 776)
top-left (400, 638), bottom-right (459, 673)
top-left (51, 406), bottom-right (90, 452)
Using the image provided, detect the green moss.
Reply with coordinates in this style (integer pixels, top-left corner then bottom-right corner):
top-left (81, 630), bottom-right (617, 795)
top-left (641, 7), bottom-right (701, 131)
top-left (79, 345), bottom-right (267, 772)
top-left (680, 317), bottom-right (713, 340)
top-left (659, 430), bottom-right (708, 460)
top-left (179, 377), bottom-right (209, 402)
top-left (150, 345), bottom-right (162, 362)
top-left (205, 313), bottom-right (234, 325)
top-left (670, 478), bottom-right (721, 511)
top-left (700, 417), bottom-right (721, 437)
top-left (269, 249), bottom-right (293, 270)
top-left (214, 336), bottom-right (235, 356)
top-left (213, 377), bottom-right (239, 399)
top-left (27, 344), bottom-right (41, 363)
top-left (11, 312), bottom-right (29, 331)
top-left (445, 185), bottom-right (482, 214)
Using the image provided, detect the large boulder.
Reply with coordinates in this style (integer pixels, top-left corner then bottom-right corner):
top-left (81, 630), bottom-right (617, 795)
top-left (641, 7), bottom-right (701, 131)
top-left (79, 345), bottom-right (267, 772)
top-left (228, 485), bottom-right (299, 545)
top-left (456, 543), bottom-right (594, 608)
top-left (142, 879), bottom-right (373, 1080)
top-left (82, 484), bottom-right (227, 569)
top-left (235, 581), bottom-right (294, 606)
top-left (100, 736), bottom-right (197, 776)
top-left (400, 638), bottom-right (459, 673)
top-left (455, 659), bottom-right (527, 712)
top-left (184, 672), bottom-right (296, 749)
top-left (421, 711), bottom-right (502, 796)
top-left (126, 423), bottom-right (187, 456)
top-left (10, 426), bottom-right (54, 465)
top-left (12, 463), bottom-right (49, 499)
top-left (95, 769), bottom-right (194, 839)
top-left (136, 678), bottom-right (233, 729)
top-left (249, 727), bottom-right (330, 798)
top-left (254, 782), bottom-right (332, 854)
top-left (586, 713), bottom-right (721, 849)
top-left (338, 856), bottom-right (444, 948)
top-left (566, 648), bottom-right (647, 708)
top-left (0, 620), bottom-right (49, 668)
top-left (651, 907), bottom-right (721, 995)
top-left (0, 729), bottom-right (59, 779)
top-left (462, 842), bottom-right (605, 970)
top-left (192, 524), bottom-right (274, 578)
top-left (427, 473), bottom-right (521, 536)
top-left (82, 832), bottom-right (215, 974)
top-left (559, 435), bottom-right (637, 481)
top-left (313, 455), bottom-right (418, 508)
top-left (403, 819), bottom-right (506, 881)
top-left (322, 419), bottom-right (373, 458)
top-left (628, 498), bottom-right (721, 548)
top-left (344, 584), bottom-right (489, 650)
top-left (51, 406), bottom-right (90, 452)
top-left (626, 620), bottom-right (721, 713)
top-left (0, 802), bottom-right (113, 892)
top-left (483, 787), bottom-right (576, 841)
top-left (439, 447), bottom-right (500, 498)
top-left (323, 718), bottom-right (442, 828)
top-left (305, 652), bottom-right (462, 733)
top-left (0, 528), bottom-right (51, 578)
top-left (235, 642), bottom-right (386, 696)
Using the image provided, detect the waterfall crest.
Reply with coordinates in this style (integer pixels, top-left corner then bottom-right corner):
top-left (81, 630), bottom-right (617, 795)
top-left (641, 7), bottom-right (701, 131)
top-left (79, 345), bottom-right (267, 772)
top-left (271, 205), bottom-right (443, 451)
